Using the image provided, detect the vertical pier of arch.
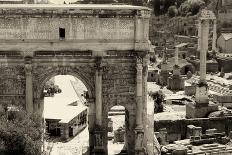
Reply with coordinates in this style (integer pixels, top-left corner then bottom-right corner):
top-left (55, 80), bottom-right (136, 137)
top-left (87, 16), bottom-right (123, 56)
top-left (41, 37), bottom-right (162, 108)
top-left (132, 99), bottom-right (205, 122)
top-left (25, 63), bottom-right (33, 113)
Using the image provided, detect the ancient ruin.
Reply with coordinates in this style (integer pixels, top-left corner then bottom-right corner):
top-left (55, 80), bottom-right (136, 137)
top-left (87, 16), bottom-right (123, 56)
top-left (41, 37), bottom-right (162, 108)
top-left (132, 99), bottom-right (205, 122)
top-left (0, 4), bottom-right (152, 155)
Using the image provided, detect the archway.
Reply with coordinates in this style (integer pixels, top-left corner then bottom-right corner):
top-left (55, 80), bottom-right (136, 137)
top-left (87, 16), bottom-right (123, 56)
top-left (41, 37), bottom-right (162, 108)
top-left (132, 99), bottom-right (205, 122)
top-left (43, 75), bottom-right (90, 154)
top-left (107, 105), bottom-right (126, 155)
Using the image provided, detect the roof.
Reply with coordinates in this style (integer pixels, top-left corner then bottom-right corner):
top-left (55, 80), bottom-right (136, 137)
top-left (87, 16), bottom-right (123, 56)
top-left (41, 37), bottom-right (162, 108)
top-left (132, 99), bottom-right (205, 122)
top-left (221, 33), bottom-right (232, 41)
top-left (45, 103), bottom-right (87, 124)
top-left (0, 4), bottom-right (151, 11)
top-left (175, 43), bottom-right (188, 48)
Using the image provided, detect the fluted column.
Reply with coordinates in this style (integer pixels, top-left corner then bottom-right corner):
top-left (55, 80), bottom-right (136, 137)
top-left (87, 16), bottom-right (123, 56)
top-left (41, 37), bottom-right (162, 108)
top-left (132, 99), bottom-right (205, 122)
top-left (212, 20), bottom-right (217, 51)
top-left (136, 61), bottom-right (143, 129)
top-left (25, 63), bottom-right (33, 114)
top-left (87, 98), bottom-right (96, 153)
top-left (135, 58), bottom-right (145, 155)
top-left (200, 20), bottom-right (209, 82)
top-left (95, 68), bottom-right (102, 126)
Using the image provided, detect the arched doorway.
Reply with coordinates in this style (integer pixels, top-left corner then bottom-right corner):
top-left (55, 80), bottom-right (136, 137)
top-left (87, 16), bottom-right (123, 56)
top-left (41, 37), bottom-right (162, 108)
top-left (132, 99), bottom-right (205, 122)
top-left (107, 105), bottom-right (126, 155)
top-left (43, 75), bottom-right (90, 154)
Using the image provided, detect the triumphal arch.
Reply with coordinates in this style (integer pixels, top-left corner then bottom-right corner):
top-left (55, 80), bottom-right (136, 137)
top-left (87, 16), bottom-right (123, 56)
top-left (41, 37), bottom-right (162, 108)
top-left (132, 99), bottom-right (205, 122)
top-left (0, 4), bottom-right (152, 155)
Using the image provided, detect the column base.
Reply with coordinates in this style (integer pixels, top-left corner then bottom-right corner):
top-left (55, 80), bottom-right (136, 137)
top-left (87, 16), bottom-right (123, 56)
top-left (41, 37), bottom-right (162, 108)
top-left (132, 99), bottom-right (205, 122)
top-left (92, 125), bottom-right (106, 155)
top-left (135, 127), bottom-right (146, 155)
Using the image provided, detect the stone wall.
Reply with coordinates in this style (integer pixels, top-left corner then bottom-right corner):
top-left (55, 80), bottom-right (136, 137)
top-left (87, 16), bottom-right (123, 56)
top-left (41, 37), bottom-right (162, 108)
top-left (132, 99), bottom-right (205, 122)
top-left (0, 17), bottom-right (135, 41)
top-left (217, 57), bottom-right (232, 73)
top-left (0, 65), bottom-right (26, 108)
top-left (154, 117), bottom-right (232, 143)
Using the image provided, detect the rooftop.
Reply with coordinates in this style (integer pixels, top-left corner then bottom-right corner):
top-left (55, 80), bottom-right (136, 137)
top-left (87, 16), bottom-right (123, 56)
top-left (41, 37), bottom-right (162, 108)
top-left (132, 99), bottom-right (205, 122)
top-left (221, 33), bottom-right (232, 41)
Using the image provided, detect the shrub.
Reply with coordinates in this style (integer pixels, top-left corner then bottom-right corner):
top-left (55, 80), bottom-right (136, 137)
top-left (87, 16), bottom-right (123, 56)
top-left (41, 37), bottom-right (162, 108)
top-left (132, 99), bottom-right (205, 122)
top-left (0, 110), bottom-right (43, 155)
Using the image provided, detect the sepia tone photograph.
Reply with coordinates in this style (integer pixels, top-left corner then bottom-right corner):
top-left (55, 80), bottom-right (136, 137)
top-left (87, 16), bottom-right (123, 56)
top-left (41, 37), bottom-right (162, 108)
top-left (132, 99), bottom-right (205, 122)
top-left (0, 0), bottom-right (232, 155)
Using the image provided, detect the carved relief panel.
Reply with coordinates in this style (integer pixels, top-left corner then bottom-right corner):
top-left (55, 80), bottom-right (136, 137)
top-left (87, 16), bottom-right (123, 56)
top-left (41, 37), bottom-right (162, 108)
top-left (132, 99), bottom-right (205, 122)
top-left (0, 66), bottom-right (25, 95)
top-left (102, 62), bottom-right (136, 108)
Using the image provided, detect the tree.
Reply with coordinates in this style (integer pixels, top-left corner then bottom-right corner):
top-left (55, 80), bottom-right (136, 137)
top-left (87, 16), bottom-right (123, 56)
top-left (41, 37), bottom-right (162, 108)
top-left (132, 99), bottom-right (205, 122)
top-left (0, 110), bottom-right (42, 155)
top-left (188, 0), bottom-right (205, 15)
top-left (168, 5), bottom-right (178, 17)
top-left (178, 1), bottom-right (191, 16)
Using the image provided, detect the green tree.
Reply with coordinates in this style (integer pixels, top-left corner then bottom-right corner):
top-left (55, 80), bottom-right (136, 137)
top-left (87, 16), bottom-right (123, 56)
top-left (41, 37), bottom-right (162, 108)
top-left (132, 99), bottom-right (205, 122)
top-left (168, 5), bottom-right (178, 17)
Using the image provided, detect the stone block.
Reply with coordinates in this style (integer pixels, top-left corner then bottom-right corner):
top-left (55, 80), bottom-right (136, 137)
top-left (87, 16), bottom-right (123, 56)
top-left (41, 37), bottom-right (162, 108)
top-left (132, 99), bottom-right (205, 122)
top-left (186, 102), bottom-right (218, 118)
top-left (205, 128), bottom-right (217, 135)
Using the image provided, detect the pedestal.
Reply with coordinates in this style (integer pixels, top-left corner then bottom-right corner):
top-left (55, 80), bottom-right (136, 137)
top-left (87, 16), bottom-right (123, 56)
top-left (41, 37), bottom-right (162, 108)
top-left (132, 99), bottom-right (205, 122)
top-left (135, 128), bottom-right (146, 155)
top-left (92, 127), bottom-right (106, 155)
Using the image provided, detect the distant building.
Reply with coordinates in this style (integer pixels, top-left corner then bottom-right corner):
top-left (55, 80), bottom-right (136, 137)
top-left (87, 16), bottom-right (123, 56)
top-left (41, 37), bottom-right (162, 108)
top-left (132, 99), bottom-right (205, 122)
top-left (217, 33), bottom-right (232, 53)
top-left (45, 105), bottom-right (87, 140)
top-left (0, 0), bottom-right (36, 4)
top-left (0, 0), bottom-right (24, 4)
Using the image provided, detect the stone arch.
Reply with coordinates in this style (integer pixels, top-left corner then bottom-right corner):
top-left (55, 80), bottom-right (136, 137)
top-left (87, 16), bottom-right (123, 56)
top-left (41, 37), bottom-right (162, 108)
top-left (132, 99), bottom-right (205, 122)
top-left (33, 66), bottom-right (95, 100)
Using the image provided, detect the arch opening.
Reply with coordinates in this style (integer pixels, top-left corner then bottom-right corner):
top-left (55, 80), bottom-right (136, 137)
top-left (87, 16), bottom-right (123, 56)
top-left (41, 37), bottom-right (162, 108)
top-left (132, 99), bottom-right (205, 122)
top-left (107, 105), bottom-right (129, 155)
top-left (42, 75), bottom-right (90, 155)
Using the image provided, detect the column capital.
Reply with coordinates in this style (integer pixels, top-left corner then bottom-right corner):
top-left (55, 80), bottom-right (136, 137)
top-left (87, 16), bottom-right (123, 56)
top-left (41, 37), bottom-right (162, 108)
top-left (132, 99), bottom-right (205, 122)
top-left (136, 57), bottom-right (143, 71)
top-left (94, 57), bottom-right (104, 72)
top-left (25, 64), bottom-right (32, 75)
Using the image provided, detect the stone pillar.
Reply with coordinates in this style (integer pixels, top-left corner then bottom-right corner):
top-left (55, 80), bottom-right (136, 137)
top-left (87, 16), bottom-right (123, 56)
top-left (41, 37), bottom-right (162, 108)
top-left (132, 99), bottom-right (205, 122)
top-left (212, 20), bottom-right (217, 51)
top-left (95, 67), bottom-right (102, 126)
top-left (199, 20), bottom-right (209, 83)
top-left (197, 20), bottom-right (201, 51)
top-left (93, 58), bottom-right (105, 155)
top-left (136, 60), bottom-right (143, 129)
top-left (175, 46), bottom-right (179, 66)
top-left (135, 58), bottom-right (145, 155)
top-left (25, 64), bottom-right (33, 114)
top-left (87, 99), bottom-right (95, 153)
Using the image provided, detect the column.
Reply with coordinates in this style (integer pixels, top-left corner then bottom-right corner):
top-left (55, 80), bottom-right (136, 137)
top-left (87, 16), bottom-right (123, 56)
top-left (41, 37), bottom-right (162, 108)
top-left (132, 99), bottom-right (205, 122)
top-left (212, 20), bottom-right (217, 51)
top-left (95, 67), bottom-right (102, 126)
top-left (136, 61), bottom-right (143, 129)
top-left (25, 64), bottom-right (33, 114)
top-left (200, 20), bottom-right (209, 82)
top-left (197, 20), bottom-right (201, 51)
top-left (135, 58), bottom-right (145, 155)
top-left (175, 46), bottom-right (179, 66)
top-left (87, 99), bottom-right (95, 152)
